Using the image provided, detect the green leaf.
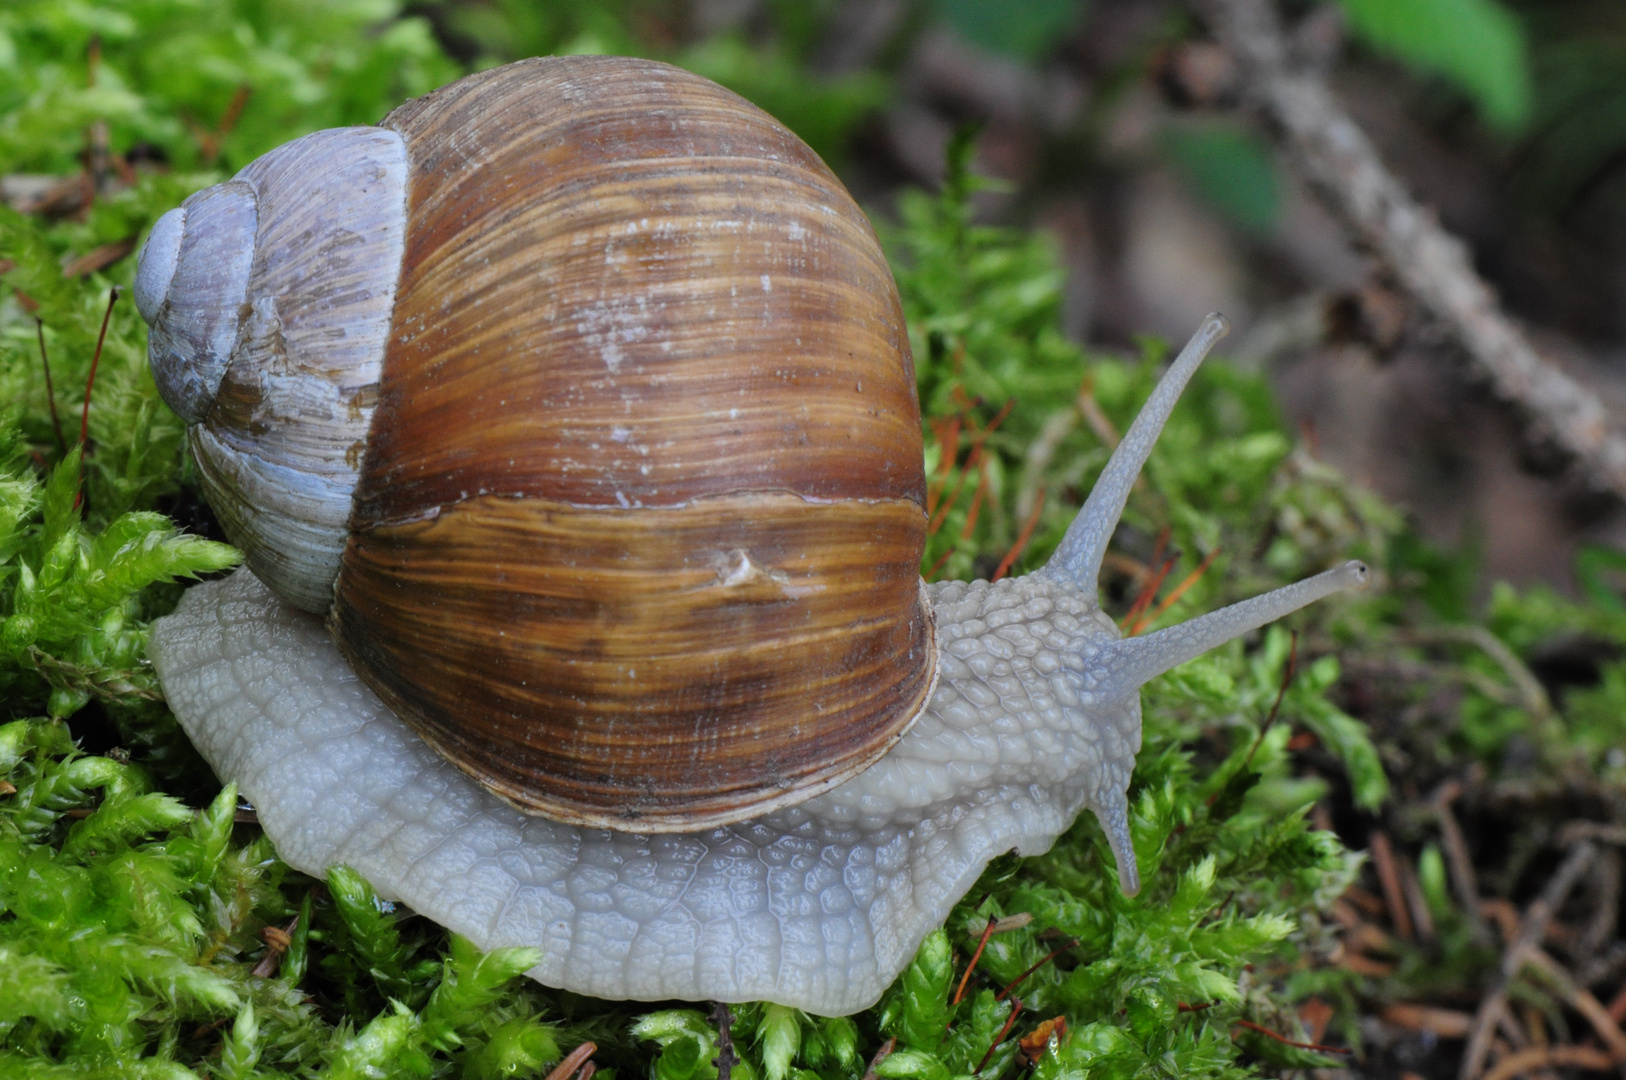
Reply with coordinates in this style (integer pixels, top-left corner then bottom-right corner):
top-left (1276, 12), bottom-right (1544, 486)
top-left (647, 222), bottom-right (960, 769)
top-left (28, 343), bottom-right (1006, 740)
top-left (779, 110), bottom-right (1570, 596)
top-left (418, 935), bottom-right (543, 1052)
top-left (756, 1004), bottom-right (801, 1080)
top-left (1161, 121), bottom-right (1281, 236)
top-left (880, 929), bottom-right (952, 1051)
top-left (466, 1017), bottom-right (562, 1080)
top-left (873, 1048), bottom-right (951, 1080)
top-left (328, 1000), bottom-right (419, 1080)
top-left (1576, 544), bottom-right (1626, 613)
top-left (1336, 0), bottom-right (1532, 131)
top-left (933, 0), bottom-right (1085, 61)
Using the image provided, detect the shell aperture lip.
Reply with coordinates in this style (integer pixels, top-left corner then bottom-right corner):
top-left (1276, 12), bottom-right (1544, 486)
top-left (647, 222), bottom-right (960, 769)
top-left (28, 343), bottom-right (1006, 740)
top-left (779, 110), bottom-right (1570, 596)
top-left (134, 206), bottom-right (185, 324)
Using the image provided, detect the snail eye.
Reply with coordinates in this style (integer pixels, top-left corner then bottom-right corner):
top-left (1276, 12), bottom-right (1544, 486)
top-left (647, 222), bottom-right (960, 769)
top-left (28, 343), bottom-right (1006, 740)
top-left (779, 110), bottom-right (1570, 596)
top-left (133, 206), bottom-right (185, 324)
top-left (144, 181), bottom-right (257, 424)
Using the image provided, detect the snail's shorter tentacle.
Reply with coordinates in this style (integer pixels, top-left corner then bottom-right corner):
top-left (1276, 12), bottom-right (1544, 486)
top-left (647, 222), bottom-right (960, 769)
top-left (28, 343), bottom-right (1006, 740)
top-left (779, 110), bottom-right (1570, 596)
top-left (1047, 312), bottom-right (1231, 591)
top-left (1090, 560), bottom-right (1371, 700)
top-left (1092, 782), bottom-right (1141, 898)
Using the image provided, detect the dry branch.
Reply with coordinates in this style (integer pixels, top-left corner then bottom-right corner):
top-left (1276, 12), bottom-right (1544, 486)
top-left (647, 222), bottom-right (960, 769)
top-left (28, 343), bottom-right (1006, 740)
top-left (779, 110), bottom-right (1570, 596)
top-left (1458, 841), bottom-right (1599, 1080)
top-left (1193, 0), bottom-right (1626, 501)
top-left (1480, 1045), bottom-right (1618, 1080)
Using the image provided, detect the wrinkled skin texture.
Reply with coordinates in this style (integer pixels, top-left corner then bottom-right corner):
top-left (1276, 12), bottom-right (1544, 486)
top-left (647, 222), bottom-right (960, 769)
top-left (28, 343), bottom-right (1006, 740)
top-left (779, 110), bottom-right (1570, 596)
top-left (150, 567), bottom-right (1136, 1015)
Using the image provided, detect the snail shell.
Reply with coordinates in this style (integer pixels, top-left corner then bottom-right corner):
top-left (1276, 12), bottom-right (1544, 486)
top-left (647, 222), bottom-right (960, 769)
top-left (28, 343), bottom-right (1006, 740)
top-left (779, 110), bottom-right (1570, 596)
top-left (137, 56), bottom-right (936, 832)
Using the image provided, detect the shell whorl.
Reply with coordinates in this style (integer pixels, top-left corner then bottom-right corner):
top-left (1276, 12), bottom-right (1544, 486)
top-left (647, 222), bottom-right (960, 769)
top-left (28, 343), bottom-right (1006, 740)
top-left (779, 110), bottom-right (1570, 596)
top-left (141, 126), bottom-right (409, 613)
top-left (142, 182), bottom-right (256, 424)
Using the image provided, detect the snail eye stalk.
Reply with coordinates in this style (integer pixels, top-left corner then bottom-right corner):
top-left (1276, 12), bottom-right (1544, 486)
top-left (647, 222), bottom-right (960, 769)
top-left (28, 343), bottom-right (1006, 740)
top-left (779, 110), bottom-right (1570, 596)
top-left (1046, 311), bottom-right (1230, 593)
top-left (1096, 561), bottom-right (1371, 700)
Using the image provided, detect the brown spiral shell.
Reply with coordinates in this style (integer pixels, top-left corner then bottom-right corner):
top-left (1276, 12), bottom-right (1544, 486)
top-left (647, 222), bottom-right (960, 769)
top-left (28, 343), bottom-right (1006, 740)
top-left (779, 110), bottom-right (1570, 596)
top-left (276, 58), bottom-right (939, 831)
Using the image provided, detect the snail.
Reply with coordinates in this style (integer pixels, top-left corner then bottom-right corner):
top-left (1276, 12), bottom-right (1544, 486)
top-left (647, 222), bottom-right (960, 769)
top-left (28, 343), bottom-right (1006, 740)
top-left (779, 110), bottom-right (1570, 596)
top-left (141, 56), bottom-right (1370, 1015)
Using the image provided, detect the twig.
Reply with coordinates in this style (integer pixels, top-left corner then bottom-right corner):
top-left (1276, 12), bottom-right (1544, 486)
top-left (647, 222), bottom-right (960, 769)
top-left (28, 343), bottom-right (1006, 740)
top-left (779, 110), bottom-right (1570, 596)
top-left (1194, 0), bottom-right (1626, 502)
top-left (1397, 851), bottom-right (1436, 945)
top-left (1240, 631), bottom-right (1297, 773)
top-left (1118, 526), bottom-right (1173, 631)
top-left (859, 1037), bottom-right (896, 1080)
top-left (35, 319), bottom-right (66, 455)
top-left (1522, 948), bottom-right (1626, 1061)
top-left (1398, 627), bottom-right (1554, 727)
top-left (1460, 841), bottom-right (1599, 1080)
top-left (251, 916), bottom-right (299, 978)
top-left (1480, 1045), bottom-right (1618, 1080)
top-left (1076, 377), bottom-right (1121, 449)
top-left (992, 486), bottom-right (1045, 583)
top-left (1431, 782), bottom-right (1492, 944)
top-left (996, 939), bottom-right (1079, 1001)
top-left (711, 1001), bottom-right (738, 1080)
top-left (1136, 547), bottom-right (1221, 631)
top-left (544, 1042), bottom-right (597, 1080)
top-left (1607, 982), bottom-right (1626, 1025)
top-left (953, 916), bottom-right (999, 1006)
top-left (62, 238), bottom-right (135, 278)
top-left (1119, 552), bottom-right (1176, 633)
top-left (1578, 848), bottom-right (1622, 959)
top-left (1232, 1018), bottom-right (1350, 1054)
top-left (975, 998), bottom-right (1022, 1074)
top-left (75, 285), bottom-right (119, 513)
top-left (81, 285), bottom-right (119, 446)
top-left (1368, 832), bottom-right (1414, 941)
top-left (1380, 1003), bottom-right (1472, 1038)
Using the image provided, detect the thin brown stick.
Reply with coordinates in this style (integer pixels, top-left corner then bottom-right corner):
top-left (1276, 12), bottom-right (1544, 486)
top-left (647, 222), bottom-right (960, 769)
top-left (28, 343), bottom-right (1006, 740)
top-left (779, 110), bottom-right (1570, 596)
top-left (992, 486), bottom-right (1045, 583)
top-left (544, 1042), bottom-right (597, 1080)
top-left (996, 939), bottom-right (1079, 1001)
top-left (1232, 1019), bottom-right (1350, 1054)
top-left (81, 285), bottom-right (119, 446)
top-left (1460, 841), bottom-right (1599, 1080)
top-left (36, 319), bottom-right (66, 455)
top-left (1381, 1004), bottom-right (1473, 1038)
top-left (1194, 0), bottom-right (1626, 502)
top-left (62, 238), bottom-right (135, 278)
top-left (1076, 378), bottom-right (1121, 449)
top-left (1480, 1045), bottom-right (1618, 1080)
top-left (1239, 631), bottom-right (1297, 773)
top-left (926, 416), bottom-right (962, 518)
top-left (1431, 782), bottom-right (1491, 944)
top-left (1397, 851), bottom-right (1436, 945)
top-left (1607, 982), bottom-right (1626, 1026)
top-left (1369, 832), bottom-right (1415, 941)
top-left (1117, 525), bottom-right (1172, 633)
top-left (953, 916), bottom-right (999, 1006)
top-left (974, 998), bottom-right (1022, 1074)
top-left (75, 285), bottom-right (119, 513)
top-left (1119, 553), bottom-right (1176, 633)
top-left (859, 1037), bottom-right (896, 1080)
top-left (1522, 948), bottom-right (1626, 1060)
top-left (710, 1001), bottom-right (738, 1080)
top-left (1399, 627), bottom-right (1554, 726)
top-left (251, 916), bottom-right (300, 978)
top-left (1136, 547), bottom-right (1221, 630)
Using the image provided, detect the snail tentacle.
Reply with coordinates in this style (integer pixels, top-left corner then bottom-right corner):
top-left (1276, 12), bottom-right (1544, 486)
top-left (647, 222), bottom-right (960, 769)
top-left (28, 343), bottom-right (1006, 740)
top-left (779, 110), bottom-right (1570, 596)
top-left (1047, 312), bottom-right (1231, 591)
top-left (1091, 560), bottom-right (1372, 700)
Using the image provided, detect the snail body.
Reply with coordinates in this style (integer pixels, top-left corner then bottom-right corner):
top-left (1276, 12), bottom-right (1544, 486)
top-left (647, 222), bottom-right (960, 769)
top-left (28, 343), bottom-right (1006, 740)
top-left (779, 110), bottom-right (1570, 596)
top-left (143, 57), bottom-right (1369, 1014)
